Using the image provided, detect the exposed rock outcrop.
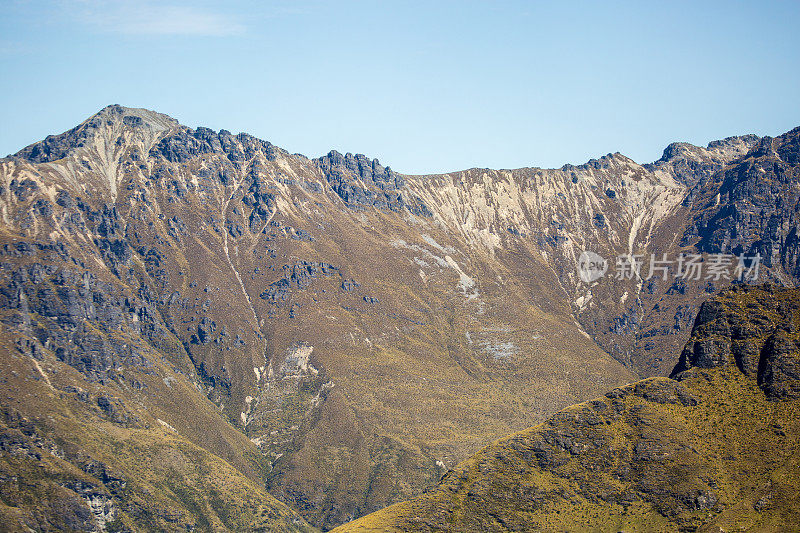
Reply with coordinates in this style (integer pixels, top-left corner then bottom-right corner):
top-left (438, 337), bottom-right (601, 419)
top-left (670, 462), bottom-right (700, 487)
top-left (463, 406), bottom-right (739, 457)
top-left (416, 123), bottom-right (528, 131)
top-left (672, 284), bottom-right (800, 400)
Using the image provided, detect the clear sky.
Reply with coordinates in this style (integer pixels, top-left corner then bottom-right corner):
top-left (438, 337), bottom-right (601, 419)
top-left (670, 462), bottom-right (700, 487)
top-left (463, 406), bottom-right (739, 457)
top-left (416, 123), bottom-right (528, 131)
top-left (1, 1), bottom-right (799, 174)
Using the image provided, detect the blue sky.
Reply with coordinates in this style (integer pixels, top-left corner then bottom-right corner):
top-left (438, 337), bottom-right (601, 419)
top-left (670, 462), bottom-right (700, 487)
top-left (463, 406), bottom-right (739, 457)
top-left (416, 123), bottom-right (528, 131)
top-left (1, 1), bottom-right (799, 174)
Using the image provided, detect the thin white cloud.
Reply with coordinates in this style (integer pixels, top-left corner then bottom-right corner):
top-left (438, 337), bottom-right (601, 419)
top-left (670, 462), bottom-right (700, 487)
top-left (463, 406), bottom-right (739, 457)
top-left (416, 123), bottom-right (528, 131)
top-left (68, 1), bottom-right (246, 37)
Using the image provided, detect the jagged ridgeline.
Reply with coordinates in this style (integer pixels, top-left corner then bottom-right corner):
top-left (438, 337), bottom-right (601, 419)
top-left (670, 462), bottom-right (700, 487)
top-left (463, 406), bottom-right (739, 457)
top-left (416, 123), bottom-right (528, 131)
top-left (336, 285), bottom-right (800, 532)
top-left (0, 105), bottom-right (798, 530)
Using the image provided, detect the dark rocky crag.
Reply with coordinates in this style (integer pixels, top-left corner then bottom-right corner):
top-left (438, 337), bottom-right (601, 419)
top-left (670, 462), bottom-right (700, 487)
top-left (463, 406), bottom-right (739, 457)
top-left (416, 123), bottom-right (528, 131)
top-left (673, 284), bottom-right (800, 400)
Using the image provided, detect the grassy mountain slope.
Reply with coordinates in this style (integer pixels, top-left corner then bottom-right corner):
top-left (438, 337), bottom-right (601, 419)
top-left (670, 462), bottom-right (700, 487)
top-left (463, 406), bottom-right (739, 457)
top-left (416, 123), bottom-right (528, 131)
top-left (0, 333), bottom-right (315, 532)
top-left (335, 285), bottom-right (800, 532)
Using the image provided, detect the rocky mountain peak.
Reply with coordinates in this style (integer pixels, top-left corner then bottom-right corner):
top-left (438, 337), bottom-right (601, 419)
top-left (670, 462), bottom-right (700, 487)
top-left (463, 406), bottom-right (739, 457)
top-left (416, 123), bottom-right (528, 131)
top-left (315, 149), bottom-right (410, 212)
top-left (658, 135), bottom-right (759, 166)
top-left (94, 104), bottom-right (179, 131)
top-left (659, 141), bottom-right (706, 163)
top-left (12, 105), bottom-right (179, 164)
top-left (645, 135), bottom-right (760, 188)
top-left (705, 133), bottom-right (760, 158)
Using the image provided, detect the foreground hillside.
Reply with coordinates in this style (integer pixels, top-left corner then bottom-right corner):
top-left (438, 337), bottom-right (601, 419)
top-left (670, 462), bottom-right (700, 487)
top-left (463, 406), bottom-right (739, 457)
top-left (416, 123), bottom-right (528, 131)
top-left (0, 105), bottom-right (798, 529)
top-left (335, 285), bottom-right (800, 532)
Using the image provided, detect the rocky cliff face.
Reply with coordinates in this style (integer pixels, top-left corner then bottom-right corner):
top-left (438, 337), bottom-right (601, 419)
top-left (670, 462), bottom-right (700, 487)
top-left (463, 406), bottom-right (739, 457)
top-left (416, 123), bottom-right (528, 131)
top-left (673, 284), bottom-right (800, 400)
top-left (400, 134), bottom-right (770, 377)
top-left (336, 286), bottom-right (800, 532)
top-left (0, 105), bottom-right (797, 530)
top-left (686, 129), bottom-right (800, 277)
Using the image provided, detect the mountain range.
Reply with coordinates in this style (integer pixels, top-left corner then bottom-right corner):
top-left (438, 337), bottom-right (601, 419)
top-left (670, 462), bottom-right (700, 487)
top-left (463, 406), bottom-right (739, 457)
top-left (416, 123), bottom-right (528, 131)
top-left (0, 105), bottom-right (798, 531)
